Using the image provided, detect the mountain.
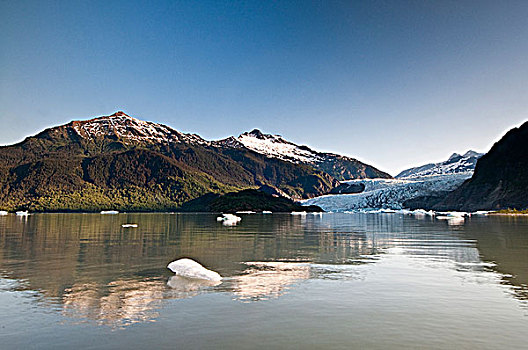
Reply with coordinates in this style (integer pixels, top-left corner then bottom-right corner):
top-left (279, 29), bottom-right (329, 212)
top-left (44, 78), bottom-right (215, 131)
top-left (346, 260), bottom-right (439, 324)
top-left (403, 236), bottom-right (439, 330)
top-left (215, 129), bottom-right (391, 180)
top-left (432, 121), bottom-right (528, 211)
top-left (396, 150), bottom-right (483, 179)
top-left (0, 112), bottom-right (387, 212)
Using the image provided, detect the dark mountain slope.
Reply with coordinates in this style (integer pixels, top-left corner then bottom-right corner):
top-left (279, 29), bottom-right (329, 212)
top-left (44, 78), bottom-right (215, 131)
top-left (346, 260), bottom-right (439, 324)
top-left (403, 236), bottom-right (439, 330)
top-left (433, 121), bottom-right (528, 211)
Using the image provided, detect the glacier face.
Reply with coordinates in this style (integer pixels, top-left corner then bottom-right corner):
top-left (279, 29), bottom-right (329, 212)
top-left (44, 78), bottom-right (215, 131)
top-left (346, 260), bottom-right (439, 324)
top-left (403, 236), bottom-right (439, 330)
top-left (301, 174), bottom-right (472, 212)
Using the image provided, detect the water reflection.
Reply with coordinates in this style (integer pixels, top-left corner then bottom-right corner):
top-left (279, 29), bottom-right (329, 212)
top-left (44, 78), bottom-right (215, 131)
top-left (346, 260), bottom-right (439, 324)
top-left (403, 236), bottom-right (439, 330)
top-left (0, 213), bottom-right (527, 328)
top-left (62, 279), bottom-right (165, 327)
top-left (231, 262), bottom-right (312, 302)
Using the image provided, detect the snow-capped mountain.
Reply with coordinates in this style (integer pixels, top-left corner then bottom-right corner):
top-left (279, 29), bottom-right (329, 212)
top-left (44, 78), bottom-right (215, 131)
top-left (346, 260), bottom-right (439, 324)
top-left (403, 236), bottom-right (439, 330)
top-left (69, 111), bottom-right (209, 145)
top-left (221, 129), bottom-right (323, 163)
top-left (396, 150), bottom-right (483, 179)
top-left (216, 129), bottom-right (391, 180)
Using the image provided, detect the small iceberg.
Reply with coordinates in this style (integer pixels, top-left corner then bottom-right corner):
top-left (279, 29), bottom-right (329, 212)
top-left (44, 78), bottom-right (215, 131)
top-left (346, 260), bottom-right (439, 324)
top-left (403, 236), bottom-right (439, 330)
top-left (236, 211), bottom-right (256, 214)
top-left (101, 210), bottom-right (119, 214)
top-left (121, 224), bottom-right (138, 228)
top-left (413, 209), bottom-right (435, 216)
top-left (16, 211), bottom-right (29, 216)
top-left (217, 213), bottom-right (242, 226)
top-left (167, 258), bottom-right (222, 281)
top-left (290, 211), bottom-right (307, 215)
top-left (0, 211), bottom-right (8, 216)
top-left (262, 211), bottom-right (272, 214)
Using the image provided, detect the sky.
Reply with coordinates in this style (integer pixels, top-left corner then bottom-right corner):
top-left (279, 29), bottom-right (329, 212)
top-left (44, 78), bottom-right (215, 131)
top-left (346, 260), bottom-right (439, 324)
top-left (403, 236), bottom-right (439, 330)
top-left (1, 0), bottom-right (527, 175)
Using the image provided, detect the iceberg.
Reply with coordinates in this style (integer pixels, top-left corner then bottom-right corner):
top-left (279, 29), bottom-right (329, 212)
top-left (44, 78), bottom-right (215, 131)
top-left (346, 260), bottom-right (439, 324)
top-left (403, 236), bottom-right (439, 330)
top-left (262, 211), bottom-right (272, 214)
top-left (121, 224), bottom-right (138, 228)
top-left (217, 213), bottom-right (242, 226)
top-left (167, 258), bottom-right (222, 282)
top-left (16, 211), bottom-right (29, 216)
top-left (0, 211), bottom-right (8, 216)
top-left (101, 210), bottom-right (119, 214)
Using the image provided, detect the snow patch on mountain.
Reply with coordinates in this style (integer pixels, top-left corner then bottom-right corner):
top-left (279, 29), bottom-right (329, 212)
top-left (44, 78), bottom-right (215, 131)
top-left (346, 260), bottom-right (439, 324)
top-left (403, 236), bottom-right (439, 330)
top-left (234, 129), bottom-right (323, 163)
top-left (396, 150), bottom-right (483, 179)
top-left (301, 174), bottom-right (471, 212)
top-left (71, 111), bottom-right (209, 145)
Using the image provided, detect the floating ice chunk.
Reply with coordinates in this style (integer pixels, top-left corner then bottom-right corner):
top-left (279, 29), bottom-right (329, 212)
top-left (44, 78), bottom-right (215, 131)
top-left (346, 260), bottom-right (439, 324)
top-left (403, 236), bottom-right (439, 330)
top-left (236, 211), bottom-right (256, 214)
top-left (0, 211), bottom-right (8, 216)
top-left (222, 213), bottom-right (241, 221)
top-left (413, 209), bottom-right (435, 216)
top-left (223, 219), bottom-right (237, 226)
top-left (16, 211), bottom-right (29, 216)
top-left (121, 224), bottom-right (138, 228)
top-left (217, 213), bottom-right (242, 226)
top-left (472, 211), bottom-right (490, 216)
top-left (167, 258), bottom-right (222, 281)
top-left (290, 211), bottom-right (307, 215)
top-left (101, 210), bottom-right (119, 214)
top-left (262, 211), bottom-right (272, 214)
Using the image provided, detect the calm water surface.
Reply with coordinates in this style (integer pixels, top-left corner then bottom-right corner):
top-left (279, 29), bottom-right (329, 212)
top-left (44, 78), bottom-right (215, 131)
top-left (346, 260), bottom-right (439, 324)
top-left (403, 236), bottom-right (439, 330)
top-left (0, 213), bottom-right (527, 349)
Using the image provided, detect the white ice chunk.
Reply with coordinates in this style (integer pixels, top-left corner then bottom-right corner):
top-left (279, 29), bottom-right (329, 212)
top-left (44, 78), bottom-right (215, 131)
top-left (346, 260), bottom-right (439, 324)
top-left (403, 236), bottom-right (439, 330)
top-left (16, 211), bottom-right (29, 216)
top-left (121, 224), bottom-right (138, 228)
top-left (0, 211), bottom-right (8, 216)
top-left (217, 213), bottom-right (242, 225)
top-left (167, 258), bottom-right (222, 281)
top-left (101, 210), bottom-right (119, 214)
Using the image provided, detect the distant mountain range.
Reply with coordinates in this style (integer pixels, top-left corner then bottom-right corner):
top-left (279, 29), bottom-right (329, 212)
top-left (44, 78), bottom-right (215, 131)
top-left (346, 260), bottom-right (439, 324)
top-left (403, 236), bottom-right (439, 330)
top-left (396, 150), bottom-right (483, 178)
top-left (0, 112), bottom-right (388, 212)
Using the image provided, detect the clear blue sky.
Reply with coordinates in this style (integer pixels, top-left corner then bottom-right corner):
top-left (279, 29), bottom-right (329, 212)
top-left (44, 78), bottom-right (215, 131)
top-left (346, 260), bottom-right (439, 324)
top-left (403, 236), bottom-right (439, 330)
top-left (1, 0), bottom-right (527, 175)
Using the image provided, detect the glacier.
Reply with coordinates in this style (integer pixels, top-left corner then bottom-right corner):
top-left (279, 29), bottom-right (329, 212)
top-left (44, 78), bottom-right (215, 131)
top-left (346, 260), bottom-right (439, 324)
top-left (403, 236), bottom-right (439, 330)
top-left (301, 174), bottom-right (472, 212)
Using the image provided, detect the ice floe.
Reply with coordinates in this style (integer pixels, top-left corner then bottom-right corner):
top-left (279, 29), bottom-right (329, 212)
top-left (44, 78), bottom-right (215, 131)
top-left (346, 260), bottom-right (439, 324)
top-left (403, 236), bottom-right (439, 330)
top-left (217, 213), bottom-right (242, 226)
top-left (121, 224), bottom-right (138, 228)
top-left (167, 258), bottom-right (222, 282)
top-left (101, 210), bottom-right (119, 214)
top-left (0, 211), bottom-right (8, 216)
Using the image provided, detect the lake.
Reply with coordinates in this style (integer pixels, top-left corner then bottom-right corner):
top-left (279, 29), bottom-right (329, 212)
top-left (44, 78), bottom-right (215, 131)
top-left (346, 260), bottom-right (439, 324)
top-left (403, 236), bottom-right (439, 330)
top-left (0, 213), bottom-right (527, 349)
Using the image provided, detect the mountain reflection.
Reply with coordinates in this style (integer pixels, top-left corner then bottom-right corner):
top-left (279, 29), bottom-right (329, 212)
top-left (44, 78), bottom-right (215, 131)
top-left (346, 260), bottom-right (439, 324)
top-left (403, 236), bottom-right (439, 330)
top-left (0, 213), bottom-right (527, 327)
top-left (62, 279), bottom-right (165, 327)
top-left (231, 262), bottom-right (312, 301)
